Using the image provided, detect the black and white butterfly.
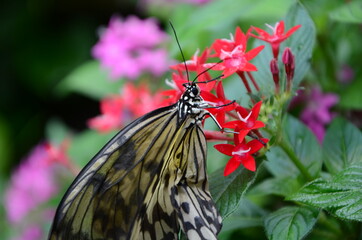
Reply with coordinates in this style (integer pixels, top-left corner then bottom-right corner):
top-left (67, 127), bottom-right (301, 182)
top-left (49, 24), bottom-right (223, 240)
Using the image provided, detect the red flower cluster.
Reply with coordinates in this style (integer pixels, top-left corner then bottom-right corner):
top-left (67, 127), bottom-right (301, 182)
top-left (88, 83), bottom-right (164, 132)
top-left (89, 20), bottom-right (301, 176)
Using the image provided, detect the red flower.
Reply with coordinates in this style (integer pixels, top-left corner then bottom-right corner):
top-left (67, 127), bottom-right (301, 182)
top-left (215, 137), bottom-right (268, 176)
top-left (208, 27), bottom-right (264, 78)
top-left (171, 48), bottom-right (218, 92)
top-left (223, 101), bottom-right (265, 141)
top-left (249, 20), bottom-right (301, 58)
top-left (202, 81), bottom-right (236, 126)
top-left (88, 95), bottom-right (124, 132)
top-left (44, 139), bottom-right (71, 167)
top-left (89, 82), bottom-right (162, 132)
top-left (159, 71), bottom-right (189, 106)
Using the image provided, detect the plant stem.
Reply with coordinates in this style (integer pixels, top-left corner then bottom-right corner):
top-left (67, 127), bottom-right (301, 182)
top-left (278, 137), bottom-right (314, 182)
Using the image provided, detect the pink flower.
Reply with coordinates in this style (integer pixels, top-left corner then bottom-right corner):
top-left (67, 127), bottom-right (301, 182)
top-left (4, 144), bottom-right (58, 224)
top-left (292, 87), bottom-right (339, 143)
top-left (92, 16), bottom-right (169, 80)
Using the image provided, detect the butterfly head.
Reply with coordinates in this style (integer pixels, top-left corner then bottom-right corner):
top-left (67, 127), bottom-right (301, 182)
top-left (183, 82), bottom-right (200, 99)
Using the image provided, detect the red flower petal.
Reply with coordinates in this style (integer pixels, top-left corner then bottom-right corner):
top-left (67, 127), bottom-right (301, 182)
top-left (214, 144), bottom-right (235, 156)
top-left (241, 155), bottom-right (256, 171)
top-left (276, 20), bottom-right (285, 36)
top-left (224, 156), bottom-right (242, 176)
top-left (245, 45), bottom-right (265, 60)
top-left (285, 25), bottom-right (302, 38)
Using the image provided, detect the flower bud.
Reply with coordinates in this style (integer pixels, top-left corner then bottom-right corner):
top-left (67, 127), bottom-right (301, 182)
top-left (282, 47), bottom-right (295, 91)
top-left (270, 58), bottom-right (280, 93)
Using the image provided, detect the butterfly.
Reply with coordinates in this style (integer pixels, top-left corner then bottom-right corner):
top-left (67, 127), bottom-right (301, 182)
top-left (49, 22), bottom-right (224, 239)
top-left (48, 81), bottom-right (223, 240)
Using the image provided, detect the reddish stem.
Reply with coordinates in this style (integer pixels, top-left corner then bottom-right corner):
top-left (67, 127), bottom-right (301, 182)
top-left (236, 71), bottom-right (252, 94)
top-left (205, 130), bottom-right (233, 142)
top-left (247, 72), bottom-right (260, 91)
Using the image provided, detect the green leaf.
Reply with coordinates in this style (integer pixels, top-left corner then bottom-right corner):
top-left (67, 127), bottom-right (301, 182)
top-left (339, 77), bottom-right (362, 109)
top-left (323, 118), bottom-right (362, 174)
top-left (56, 61), bottom-right (124, 100)
top-left (249, 176), bottom-right (302, 197)
top-left (220, 198), bottom-right (266, 233)
top-left (289, 164), bottom-right (362, 221)
top-left (264, 206), bottom-right (319, 240)
top-left (329, 1), bottom-right (362, 24)
top-left (253, 2), bottom-right (316, 94)
top-left (266, 115), bottom-right (322, 178)
top-left (209, 165), bottom-right (259, 218)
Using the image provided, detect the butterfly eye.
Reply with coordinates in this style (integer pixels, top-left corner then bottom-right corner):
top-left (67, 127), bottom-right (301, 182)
top-left (191, 87), bottom-right (199, 96)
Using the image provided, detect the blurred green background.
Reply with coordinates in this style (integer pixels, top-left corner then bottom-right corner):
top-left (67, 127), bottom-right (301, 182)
top-left (0, 0), bottom-right (139, 174)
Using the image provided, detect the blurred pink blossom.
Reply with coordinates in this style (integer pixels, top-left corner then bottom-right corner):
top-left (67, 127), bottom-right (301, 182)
top-left (294, 87), bottom-right (339, 143)
top-left (4, 143), bottom-right (58, 224)
top-left (92, 16), bottom-right (169, 80)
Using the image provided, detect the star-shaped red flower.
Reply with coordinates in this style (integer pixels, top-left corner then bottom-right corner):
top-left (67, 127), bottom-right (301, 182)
top-left (215, 137), bottom-right (268, 176)
top-left (202, 81), bottom-right (236, 126)
top-left (223, 101), bottom-right (265, 141)
top-left (208, 27), bottom-right (264, 78)
top-left (249, 20), bottom-right (301, 58)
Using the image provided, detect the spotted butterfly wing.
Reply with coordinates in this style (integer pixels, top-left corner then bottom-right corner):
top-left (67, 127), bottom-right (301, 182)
top-left (49, 83), bottom-right (222, 240)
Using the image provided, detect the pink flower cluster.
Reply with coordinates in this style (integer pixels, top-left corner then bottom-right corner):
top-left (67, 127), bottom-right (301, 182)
top-left (4, 141), bottom-right (70, 240)
top-left (4, 144), bottom-right (58, 224)
top-left (92, 16), bottom-right (169, 80)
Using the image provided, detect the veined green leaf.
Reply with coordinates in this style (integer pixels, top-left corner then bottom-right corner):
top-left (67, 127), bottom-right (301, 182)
top-left (264, 206), bottom-right (319, 240)
top-left (323, 118), bottom-right (362, 174)
top-left (289, 164), bottom-right (362, 221)
top-left (209, 165), bottom-right (259, 218)
top-left (266, 115), bottom-right (322, 178)
top-left (249, 176), bottom-right (302, 197)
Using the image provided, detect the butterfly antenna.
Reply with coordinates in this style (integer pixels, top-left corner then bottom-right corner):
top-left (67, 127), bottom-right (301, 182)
top-left (169, 21), bottom-right (190, 82)
top-left (192, 59), bottom-right (223, 83)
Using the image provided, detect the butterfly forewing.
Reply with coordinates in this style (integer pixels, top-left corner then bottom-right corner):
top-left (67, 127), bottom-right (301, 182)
top-left (49, 83), bottom-right (222, 240)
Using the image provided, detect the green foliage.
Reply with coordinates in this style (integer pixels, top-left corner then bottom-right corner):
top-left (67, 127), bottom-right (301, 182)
top-left (290, 164), bottom-right (362, 221)
top-left (266, 115), bottom-right (322, 179)
top-left (210, 165), bottom-right (259, 218)
top-left (329, 1), bottom-right (362, 24)
top-left (264, 206), bottom-right (319, 240)
top-left (56, 61), bottom-right (124, 100)
top-left (323, 118), bottom-right (362, 174)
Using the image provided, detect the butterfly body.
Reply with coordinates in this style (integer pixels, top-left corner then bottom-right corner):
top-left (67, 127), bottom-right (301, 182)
top-left (49, 83), bottom-right (222, 240)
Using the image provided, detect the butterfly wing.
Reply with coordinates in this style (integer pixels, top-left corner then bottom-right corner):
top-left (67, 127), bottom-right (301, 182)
top-left (130, 121), bottom-right (222, 240)
top-left (169, 124), bottom-right (222, 240)
top-left (49, 105), bottom-right (182, 239)
top-left (49, 98), bottom-right (222, 239)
